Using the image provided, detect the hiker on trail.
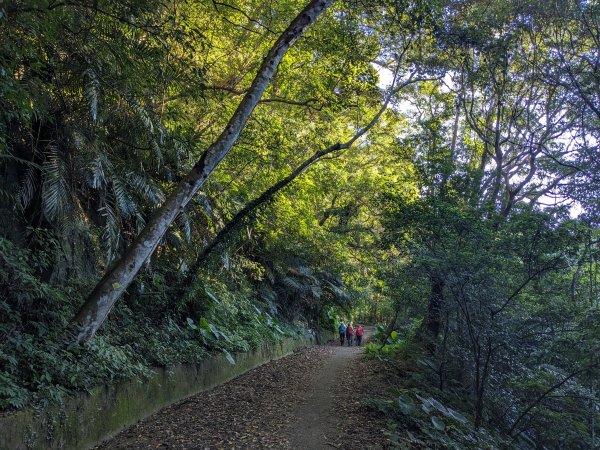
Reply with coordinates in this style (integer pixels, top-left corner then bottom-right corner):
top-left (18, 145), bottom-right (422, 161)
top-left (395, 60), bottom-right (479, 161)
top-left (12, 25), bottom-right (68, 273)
top-left (346, 323), bottom-right (354, 346)
top-left (339, 321), bottom-right (346, 346)
top-left (355, 324), bottom-right (364, 346)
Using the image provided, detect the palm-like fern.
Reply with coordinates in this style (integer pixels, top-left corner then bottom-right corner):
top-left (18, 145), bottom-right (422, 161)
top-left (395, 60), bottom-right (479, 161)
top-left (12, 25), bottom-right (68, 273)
top-left (176, 211), bottom-right (192, 242)
top-left (41, 145), bottom-right (71, 223)
top-left (84, 68), bottom-right (100, 123)
top-left (2, 0), bottom-right (207, 273)
top-left (99, 197), bottom-right (121, 265)
top-left (19, 165), bottom-right (39, 209)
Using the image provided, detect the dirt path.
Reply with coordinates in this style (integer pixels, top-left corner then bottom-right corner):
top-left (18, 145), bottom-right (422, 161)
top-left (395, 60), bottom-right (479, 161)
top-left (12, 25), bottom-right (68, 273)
top-left (288, 341), bottom-right (364, 449)
top-left (98, 328), bottom-right (388, 449)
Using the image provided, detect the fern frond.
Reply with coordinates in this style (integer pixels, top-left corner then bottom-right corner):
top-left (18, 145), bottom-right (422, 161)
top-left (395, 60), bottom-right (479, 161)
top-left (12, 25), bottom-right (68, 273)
top-left (127, 172), bottom-right (164, 205)
top-left (90, 154), bottom-right (108, 189)
top-left (71, 130), bottom-right (111, 190)
top-left (164, 230), bottom-right (182, 250)
top-left (128, 100), bottom-right (167, 168)
top-left (310, 285), bottom-right (322, 300)
top-left (135, 209), bottom-right (146, 234)
top-left (131, 38), bottom-right (159, 62)
top-left (99, 199), bottom-right (120, 264)
top-left (0, 153), bottom-right (43, 169)
top-left (161, 63), bottom-right (189, 85)
top-left (289, 265), bottom-right (318, 285)
top-left (41, 145), bottom-right (70, 222)
top-left (0, 188), bottom-right (15, 207)
top-left (84, 68), bottom-right (100, 122)
top-left (282, 276), bottom-right (303, 292)
top-left (259, 283), bottom-right (277, 304)
top-left (295, 264), bottom-right (313, 277)
top-left (172, 138), bottom-right (192, 169)
top-left (258, 284), bottom-right (279, 314)
top-left (19, 166), bottom-right (39, 209)
top-left (222, 251), bottom-right (230, 270)
top-left (72, 130), bottom-right (87, 153)
top-left (324, 279), bottom-right (350, 301)
top-left (132, 101), bottom-right (154, 134)
top-left (150, 138), bottom-right (163, 168)
top-left (110, 174), bottom-right (138, 218)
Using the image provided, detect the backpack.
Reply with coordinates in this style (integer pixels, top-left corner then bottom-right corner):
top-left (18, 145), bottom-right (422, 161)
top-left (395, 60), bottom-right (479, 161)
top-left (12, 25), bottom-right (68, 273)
top-left (339, 323), bottom-right (346, 334)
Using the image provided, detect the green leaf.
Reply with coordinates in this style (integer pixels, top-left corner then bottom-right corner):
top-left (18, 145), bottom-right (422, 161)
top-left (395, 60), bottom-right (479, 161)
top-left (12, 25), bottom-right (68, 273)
top-left (41, 146), bottom-right (69, 222)
top-left (265, 313), bottom-right (274, 326)
top-left (416, 359), bottom-right (436, 370)
top-left (204, 288), bottom-right (220, 304)
top-left (416, 394), bottom-right (434, 414)
top-left (199, 328), bottom-right (211, 340)
top-left (431, 416), bottom-right (445, 431)
top-left (390, 330), bottom-right (398, 340)
top-left (218, 329), bottom-right (232, 343)
top-left (428, 397), bottom-right (448, 415)
top-left (222, 349), bottom-right (235, 365)
top-left (446, 407), bottom-right (468, 425)
top-left (397, 394), bottom-right (417, 415)
top-left (208, 323), bottom-right (220, 339)
top-left (198, 318), bottom-right (211, 332)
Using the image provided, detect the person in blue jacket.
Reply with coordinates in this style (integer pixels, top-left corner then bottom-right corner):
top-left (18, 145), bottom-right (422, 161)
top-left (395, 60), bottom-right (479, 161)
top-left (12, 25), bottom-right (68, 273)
top-left (338, 321), bottom-right (346, 346)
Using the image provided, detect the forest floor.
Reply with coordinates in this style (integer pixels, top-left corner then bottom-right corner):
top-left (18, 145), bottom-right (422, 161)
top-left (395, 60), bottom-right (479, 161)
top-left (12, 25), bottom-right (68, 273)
top-left (97, 327), bottom-right (391, 449)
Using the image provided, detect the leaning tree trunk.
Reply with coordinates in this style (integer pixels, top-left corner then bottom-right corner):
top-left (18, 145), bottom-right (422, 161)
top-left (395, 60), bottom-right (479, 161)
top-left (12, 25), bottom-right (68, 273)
top-left (68, 0), bottom-right (333, 345)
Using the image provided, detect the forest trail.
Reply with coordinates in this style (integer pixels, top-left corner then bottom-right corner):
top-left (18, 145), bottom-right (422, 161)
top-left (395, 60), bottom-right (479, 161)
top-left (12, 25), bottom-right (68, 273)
top-left (97, 327), bottom-right (388, 449)
top-left (287, 328), bottom-right (375, 450)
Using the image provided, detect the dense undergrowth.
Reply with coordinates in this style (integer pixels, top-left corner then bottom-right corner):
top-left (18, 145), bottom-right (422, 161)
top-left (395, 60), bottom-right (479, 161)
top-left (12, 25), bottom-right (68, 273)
top-left (0, 234), bottom-right (338, 412)
top-left (366, 330), bottom-right (508, 449)
top-left (365, 323), bottom-right (595, 450)
top-left (365, 338), bottom-right (505, 449)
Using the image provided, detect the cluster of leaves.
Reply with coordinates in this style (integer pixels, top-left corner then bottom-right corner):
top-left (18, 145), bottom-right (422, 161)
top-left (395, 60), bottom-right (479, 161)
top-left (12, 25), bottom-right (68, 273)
top-left (184, 280), bottom-right (300, 357)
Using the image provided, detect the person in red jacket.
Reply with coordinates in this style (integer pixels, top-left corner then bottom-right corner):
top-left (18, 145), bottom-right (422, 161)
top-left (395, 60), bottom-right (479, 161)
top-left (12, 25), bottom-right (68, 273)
top-left (346, 323), bottom-right (354, 346)
top-left (355, 324), bottom-right (364, 346)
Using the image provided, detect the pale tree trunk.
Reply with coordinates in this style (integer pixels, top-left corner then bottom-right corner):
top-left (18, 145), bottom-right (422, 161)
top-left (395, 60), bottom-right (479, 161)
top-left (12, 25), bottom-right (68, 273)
top-left (68, 0), bottom-right (333, 345)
